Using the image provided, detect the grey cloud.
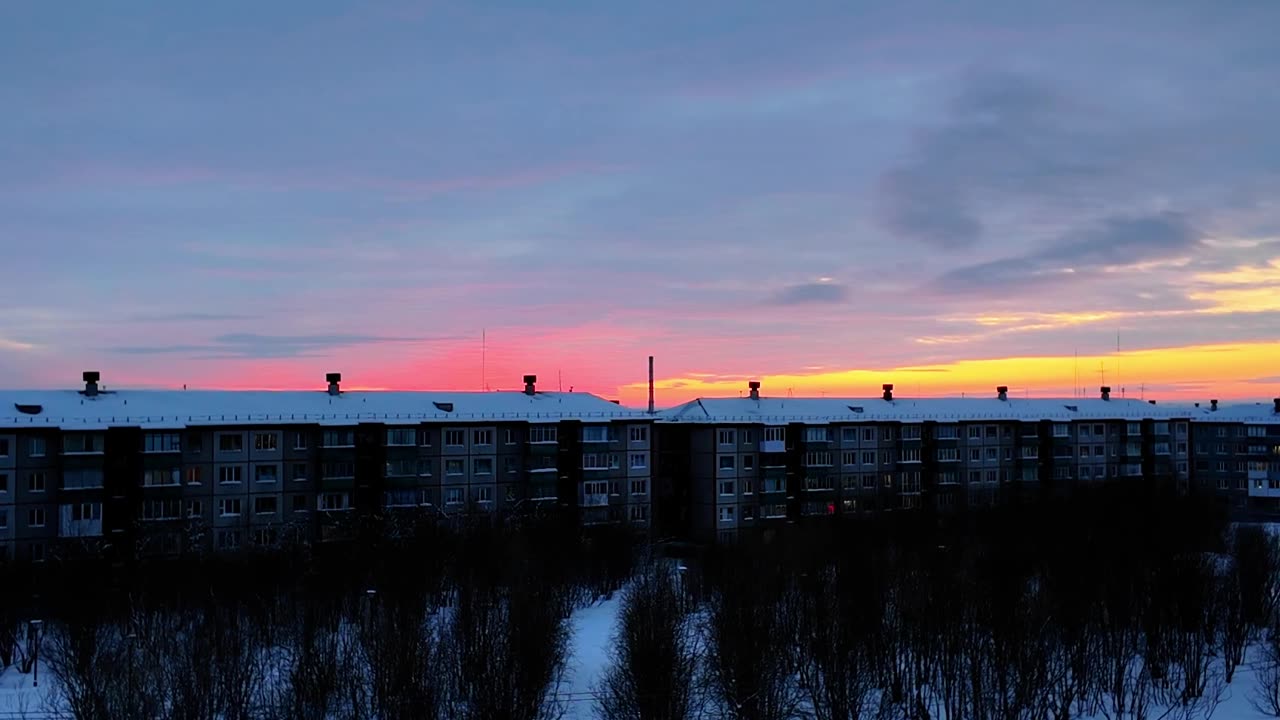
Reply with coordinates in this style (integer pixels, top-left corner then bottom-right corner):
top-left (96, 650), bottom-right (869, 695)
top-left (113, 333), bottom-right (461, 359)
top-left (768, 282), bottom-right (849, 305)
top-left (877, 72), bottom-right (1115, 250)
top-left (934, 212), bottom-right (1199, 296)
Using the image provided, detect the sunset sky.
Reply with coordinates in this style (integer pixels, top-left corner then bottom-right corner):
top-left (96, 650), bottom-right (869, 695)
top-left (2, 2), bottom-right (1278, 406)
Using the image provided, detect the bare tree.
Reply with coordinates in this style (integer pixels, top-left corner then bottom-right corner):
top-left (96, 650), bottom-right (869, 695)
top-left (596, 562), bottom-right (702, 720)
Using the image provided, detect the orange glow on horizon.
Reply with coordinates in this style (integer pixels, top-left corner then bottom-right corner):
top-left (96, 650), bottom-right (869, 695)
top-left (619, 341), bottom-right (1280, 407)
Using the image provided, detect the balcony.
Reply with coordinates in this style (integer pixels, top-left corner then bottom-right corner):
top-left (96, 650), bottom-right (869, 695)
top-left (583, 493), bottom-right (609, 507)
top-left (761, 439), bottom-right (786, 454)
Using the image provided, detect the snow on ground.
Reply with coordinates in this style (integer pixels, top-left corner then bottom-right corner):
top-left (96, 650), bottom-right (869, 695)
top-left (0, 661), bottom-right (56, 717)
top-left (563, 592), bottom-right (623, 719)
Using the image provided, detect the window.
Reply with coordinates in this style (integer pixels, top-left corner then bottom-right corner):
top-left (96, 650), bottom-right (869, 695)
top-left (859, 428), bottom-right (875, 442)
top-left (28, 472), bottom-right (46, 492)
top-left (143, 469), bottom-right (181, 487)
top-left (0, 472), bottom-right (8, 493)
top-left (630, 426), bottom-right (649, 443)
top-left (217, 530), bottom-right (241, 550)
top-left (474, 458), bottom-right (494, 475)
top-left (384, 459), bottom-right (415, 477)
top-left (186, 467), bottom-right (203, 485)
top-left (62, 469), bottom-right (104, 489)
top-left (718, 455), bottom-right (736, 472)
top-left (69, 502), bottom-right (101, 522)
top-left (1053, 424), bottom-right (1070, 438)
top-left (30, 437), bottom-right (47, 457)
top-left (743, 430), bottom-right (755, 444)
top-left (218, 499), bottom-right (242, 517)
top-left (805, 476), bottom-right (833, 491)
top-left (1127, 423), bottom-right (1142, 436)
top-left (529, 425), bottom-right (558, 443)
top-left (630, 453), bottom-right (647, 469)
top-left (217, 434), bottom-right (243, 453)
top-left (583, 426), bottom-right (609, 442)
top-left (473, 429), bottom-right (494, 446)
top-left (938, 448), bottom-right (959, 462)
top-left (1021, 447), bottom-right (1039, 459)
top-left (186, 500), bottom-right (203, 518)
top-left (762, 503), bottom-right (786, 518)
top-left (901, 448), bottom-right (922, 463)
top-left (387, 429), bottom-right (415, 446)
top-left (384, 489), bottom-right (419, 507)
top-left (445, 459), bottom-right (464, 475)
top-left (28, 508), bottom-right (46, 527)
top-left (444, 430), bottom-right (466, 447)
top-left (861, 451), bottom-right (876, 466)
top-left (0, 508), bottom-right (7, 530)
top-left (935, 425), bottom-right (958, 439)
top-left (968, 426), bottom-right (982, 439)
top-left (901, 425), bottom-right (922, 440)
top-left (806, 427), bottom-right (831, 443)
top-left (319, 492), bottom-right (350, 511)
top-left (719, 479), bottom-right (735, 496)
top-left (254, 464), bottom-right (279, 483)
top-left (322, 462), bottom-right (354, 479)
top-left (253, 433), bottom-right (278, 451)
top-left (718, 506), bottom-right (736, 524)
top-left (504, 428), bottom-right (517, 445)
top-left (630, 505), bottom-right (648, 521)
top-left (475, 487), bottom-right (492, 503)
top-left (445, 488), bottom-right (464, 505)
top-left (218, 466), bottom-right (243, 484)
top-left (418, 459), bottom-right (433, 476)
top-left (969, 448), bottom-right (982, 462)
top-left (254, 496), bottom-right (277, 515)
top-left (290, 463), bottom-right (307, 481)
top-left (939, 471), bottom-right (959, 485)
top-left (292, 495), bottom-right (308, 512)
top-left (293, 432), bottom-right (308, 450)
top-left (143, 433), bottom-right (181, 453)
top-left (417, 429), bottom-right (432, 446)
top-left (743, 455), bottom-right (756, 471)
top-left (142, 499), bottom-right (181, 521)
top-left (322, 430), bottom-right (354, 448)
top-left (630, 479), bottom-right (648, 495)
top-left (1154, 442), bottom-right (1171, 455)
top-left (718, 429), bottom-right (737, 446)
top-left (1154, 422), bottom-right (1170, 435)
top-left (764, 427), bottom-right (785, 443)
top-left (984, 448), bottom-right (998, 462)
top-left (1248, 425), bottom-right (1267, 437)
top-left (1079, 446), bottom-right (1091, 458)
top-left (0, 438), bottom-right (7, 457)
top-left (62, 434), bottom-right (104, 454)
top-left (805, 451), bottom-right (832, 467)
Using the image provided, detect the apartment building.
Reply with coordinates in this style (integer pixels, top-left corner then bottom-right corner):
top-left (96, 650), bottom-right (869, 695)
top-left (0, 373), bottom-right (653, 564)
top-left (659, 383), bottom-right (1196, 543)
top-left (1186, 399), bottom-right (1280, 517)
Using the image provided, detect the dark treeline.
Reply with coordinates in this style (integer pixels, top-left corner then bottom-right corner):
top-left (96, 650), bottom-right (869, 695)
top-left (7, 483), bottom-right (1280, 719)
top-left (597, 483), bottom-right (1280, 720)
top-left (1, 512), bottom-right (637, 720)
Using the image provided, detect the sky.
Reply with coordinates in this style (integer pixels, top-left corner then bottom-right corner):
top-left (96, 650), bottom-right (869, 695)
top-left (2, 1), bottom-right (1278, 406)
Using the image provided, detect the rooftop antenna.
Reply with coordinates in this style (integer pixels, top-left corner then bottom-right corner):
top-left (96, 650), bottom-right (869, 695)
top-left (481, 329), bottom-right (487, 391)
top-left (1115, 331), bottom-right (1121, 397)
top-left (1074, 349), bottom-right (1079, 398)
top-left (558, 369), bottom-right (563, 392)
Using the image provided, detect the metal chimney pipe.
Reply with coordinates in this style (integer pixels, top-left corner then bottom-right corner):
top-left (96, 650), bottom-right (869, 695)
top-left (1274, 398), bottom-right (1280, 414)
top-left (1100, 386), bottom-right (1111, 401)
top-left (748, 381), bottom-right (761, 401)
top-left (523, 374), bottom-right (537, 396)
top-left (997, 386), bottom-right (1008, 401)
top-left (82, 371), bottom-right (100, 397)
top-left (648, 356), bottom-right (655, 414)
top-left (1210, 399), bottom-right (1218, 412)
top-left (326, 373), bottom-right (341, 396)
top-left (882, 384), bottom-right (894, 402)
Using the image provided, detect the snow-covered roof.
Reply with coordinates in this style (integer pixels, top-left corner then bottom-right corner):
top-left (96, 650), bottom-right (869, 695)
top-left (660, 395), bottom-right (1198, 424)
top-left (0, 389), bottom-right (648, 430)
top-left (1174, 401), bottom-right (1280, 424)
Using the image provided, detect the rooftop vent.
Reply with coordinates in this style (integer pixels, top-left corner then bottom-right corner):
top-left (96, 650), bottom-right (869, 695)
top-left (1064, 405), bottom-right (1079, 412)
top-left (523, 374), bottom-right (537, 396)
top-left (1100, 386), bottom-right (1111, 401)
top-left (848, 406), bottom-right (864, 413)
top-left (748, 381), bottom-right (761, 401)
top-left (610, 399), bottom-right (621, 405)
top-left (882, 384), bottom-right (894, 402)
top-left (433, 401), bottom-right (454, 413)
top-left (1148, 400), bottom-right (1157, 405)
top-left (326, 372), bottom-right (342, 396)
top-left (14, 403), bottom-right (42, 415)
top-left (997, 386), bottom-right (1008, 401)
top-left (82, 370), bottom-right (100, 397)
top-left (1274, 398), bottom-right (1279, 414)
top-left (1210, 399), bottom-right (1219, 412)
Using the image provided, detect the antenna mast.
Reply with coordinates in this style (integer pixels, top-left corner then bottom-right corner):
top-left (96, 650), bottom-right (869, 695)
top-left (481, 329), bottom-right (487, 391)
